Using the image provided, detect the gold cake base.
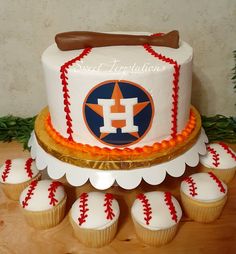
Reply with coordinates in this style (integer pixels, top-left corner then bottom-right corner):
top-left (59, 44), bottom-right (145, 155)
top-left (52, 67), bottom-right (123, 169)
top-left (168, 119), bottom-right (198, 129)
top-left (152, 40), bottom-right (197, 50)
top-left (34, 106), bottom-right (201, 170)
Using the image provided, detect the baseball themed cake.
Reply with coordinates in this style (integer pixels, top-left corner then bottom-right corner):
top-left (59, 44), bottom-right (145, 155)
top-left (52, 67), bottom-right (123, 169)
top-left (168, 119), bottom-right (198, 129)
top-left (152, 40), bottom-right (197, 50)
top-left (0, 158), bottom-right (41, 200)
top-left (0, 30), bottom-right (235, 249)
top-left (19, 179), bottom-right (67, 229)
top-left (69, 191), bottom-right (120, 247)
top-left (198, 142), bottom-right (236, 183)
top-left (34, 30), bottom-right (202, 170)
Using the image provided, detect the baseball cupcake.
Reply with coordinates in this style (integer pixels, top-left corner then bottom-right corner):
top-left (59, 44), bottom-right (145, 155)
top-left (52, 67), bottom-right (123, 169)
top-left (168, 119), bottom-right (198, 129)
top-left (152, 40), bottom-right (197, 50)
top-left (69, 192), bottom-right (120, 248)
top-left (131, 191), bottom-right (182, 246)
top-left (19, 179), bottom-right (67, 229)
top-left (180, 172), bottom-right (227, 223)
top-left (0, 158), bottom-right (41, 200)
top-left (198, 142), bottom-right (236, 183)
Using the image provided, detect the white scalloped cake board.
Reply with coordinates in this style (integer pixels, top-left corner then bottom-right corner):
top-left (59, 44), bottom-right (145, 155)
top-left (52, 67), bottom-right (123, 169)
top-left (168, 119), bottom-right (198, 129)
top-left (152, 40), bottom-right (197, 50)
top-left (28, 129), bottom-right (208, 190)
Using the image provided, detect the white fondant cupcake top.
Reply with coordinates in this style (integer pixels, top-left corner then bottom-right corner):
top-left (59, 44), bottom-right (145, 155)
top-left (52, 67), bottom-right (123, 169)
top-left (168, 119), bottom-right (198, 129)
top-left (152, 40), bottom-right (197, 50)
top-left (200, 142), bottom-right (236, 169)
top-left (19, 179), bottom-right (65, 211)
top-left (0, 158), bottom-right (39, 184)
top-left (70, 192), bottom-right (120, 230)
top-left (181, 172), bottom-right (227, 202)
top-left (131, 191), bottom-right (182, 230)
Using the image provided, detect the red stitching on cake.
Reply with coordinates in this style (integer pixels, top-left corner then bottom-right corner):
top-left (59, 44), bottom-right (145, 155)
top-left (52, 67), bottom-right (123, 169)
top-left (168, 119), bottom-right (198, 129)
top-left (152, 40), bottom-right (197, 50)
top-left (60, 47), bottom-right (92, 141)
top-left (137, 193), bottom-right (152, 225)
top-left (25, 158), bottom-right (34, 179)
top-left (104, 193), bottom-right (115, 220)
top-left (48, 181), bottom-right (63, 206)
top-left (143, 33), bottom-right (180, 138)
top-left (78, 192), bottom-right (89, 226)
top-left (184, 176), bottom-right (198, 197)
top-left (207, 146), bottom-right (220, 167)
top-left (164, 192), bottom-right (178, 223)
top-left (1, 159), bottom-right (11, 182)
top-left (208, 172), bottom-right (226, 193)
top-left (22, 180), bottom-right (38, 208)
top-left (219, 142), bottom-right (236, 161)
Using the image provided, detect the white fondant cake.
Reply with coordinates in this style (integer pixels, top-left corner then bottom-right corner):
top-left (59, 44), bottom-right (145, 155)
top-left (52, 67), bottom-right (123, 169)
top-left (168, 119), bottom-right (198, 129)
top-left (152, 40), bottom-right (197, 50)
top-left (131, 191), bottom-right (182, 230)
top-left (70, 192), bottom-right (120, 229)
top-left (181, 172), bottom-right (227, 202)
top-left (42, 32), bottom-right (193, 149)
top-left (19, 179), bottom-right (65, 211)
top-left (200, 142), bottom-right (236, 169)
top-left (0, 158), bottom-right (39, 184)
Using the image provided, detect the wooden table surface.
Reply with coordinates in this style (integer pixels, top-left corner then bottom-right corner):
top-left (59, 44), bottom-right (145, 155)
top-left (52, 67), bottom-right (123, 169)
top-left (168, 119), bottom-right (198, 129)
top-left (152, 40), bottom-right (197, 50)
top-left (0, 141), bottom-right (236, 254)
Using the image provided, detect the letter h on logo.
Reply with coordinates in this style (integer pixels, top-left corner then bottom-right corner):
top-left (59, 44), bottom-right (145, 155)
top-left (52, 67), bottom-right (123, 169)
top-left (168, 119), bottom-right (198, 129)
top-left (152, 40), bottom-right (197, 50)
top-left (98, 98), bottom-right (139, 133)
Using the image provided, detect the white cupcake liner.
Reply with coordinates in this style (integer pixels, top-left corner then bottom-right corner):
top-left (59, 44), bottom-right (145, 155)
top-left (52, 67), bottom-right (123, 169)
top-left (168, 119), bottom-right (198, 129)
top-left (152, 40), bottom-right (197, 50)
top-left (180, 191), bottom-right (227, 223)
top-left (21, 195), bottom-right (67, 229)
top-left (69, 212), bottom-right (118, 248)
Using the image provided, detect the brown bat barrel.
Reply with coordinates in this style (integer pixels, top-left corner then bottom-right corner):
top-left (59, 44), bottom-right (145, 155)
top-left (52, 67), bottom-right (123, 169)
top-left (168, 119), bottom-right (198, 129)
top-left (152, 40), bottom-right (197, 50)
top-left (55, 30), bottom-right (179, 51)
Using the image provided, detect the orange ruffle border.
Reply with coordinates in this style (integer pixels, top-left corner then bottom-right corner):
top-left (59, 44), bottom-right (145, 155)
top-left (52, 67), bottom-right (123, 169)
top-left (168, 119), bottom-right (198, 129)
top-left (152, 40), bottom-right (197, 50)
top-left (45, 109), bottom-right (196, 158)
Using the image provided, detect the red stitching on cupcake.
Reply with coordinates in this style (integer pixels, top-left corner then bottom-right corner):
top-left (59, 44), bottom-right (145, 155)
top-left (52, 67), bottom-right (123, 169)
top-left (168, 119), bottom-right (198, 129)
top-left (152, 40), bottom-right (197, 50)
top-left (208, 172), bottom-right (226, 193)
top-left (48, 181), bottom-right (62, 206)
top-left (184, 176), bottom-right (198, 197)
top-left (143, 34), bottom-right (180, 138)
top-left (207, 146), bottom-right (220, 167)
top-left (164, 192), bottom-right (178, 223)
top-left (60, 47), bottom-right (92, 141)
top-left (25, 158), bottom-right (34, 179)
top-left (1, 159), bottom-right (11, 182)
top-left (78, 192), bottom-right (89, 226)
top-left (22, 180), bottom-right (38, 208)
top-left (137, 193), bottom-right (152, 225)
top-left (104, 193), bottom-right (115, 220)
top-left (219, 142), bottom-right (236, 161)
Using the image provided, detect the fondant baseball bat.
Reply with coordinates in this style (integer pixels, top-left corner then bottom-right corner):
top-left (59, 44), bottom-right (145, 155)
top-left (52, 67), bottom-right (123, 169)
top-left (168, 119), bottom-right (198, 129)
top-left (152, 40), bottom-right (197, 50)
top-left (55, 30), bottom-right (179, 51)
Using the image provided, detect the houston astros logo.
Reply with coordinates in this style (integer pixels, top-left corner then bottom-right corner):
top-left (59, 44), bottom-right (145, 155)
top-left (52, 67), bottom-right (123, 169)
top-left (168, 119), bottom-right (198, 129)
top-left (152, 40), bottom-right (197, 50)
top-left (83, 80), bottom-right (154, 147)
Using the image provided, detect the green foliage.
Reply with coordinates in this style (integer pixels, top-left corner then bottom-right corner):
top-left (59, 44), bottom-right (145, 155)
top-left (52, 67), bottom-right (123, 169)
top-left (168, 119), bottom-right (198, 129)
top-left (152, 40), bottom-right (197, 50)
top-left (0, 115), bottom-right (36, 150)
top-left (202, 115), bottom-right (236, 143)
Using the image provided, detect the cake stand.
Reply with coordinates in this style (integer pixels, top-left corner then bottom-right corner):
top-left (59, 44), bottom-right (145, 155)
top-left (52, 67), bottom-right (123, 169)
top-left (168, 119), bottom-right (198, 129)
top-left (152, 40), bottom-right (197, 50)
top-left (28, 128), bottom-right (208, 190)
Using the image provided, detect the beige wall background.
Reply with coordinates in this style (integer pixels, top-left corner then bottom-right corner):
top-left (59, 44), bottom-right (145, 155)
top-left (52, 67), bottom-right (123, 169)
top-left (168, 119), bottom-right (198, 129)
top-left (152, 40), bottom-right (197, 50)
top-left (0, 0), bottom-right (235, 117)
